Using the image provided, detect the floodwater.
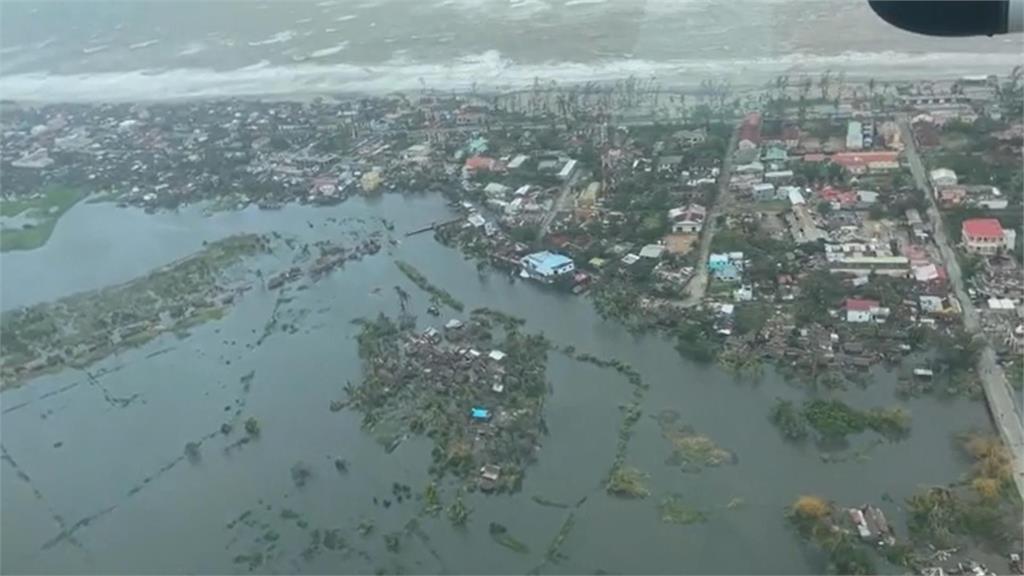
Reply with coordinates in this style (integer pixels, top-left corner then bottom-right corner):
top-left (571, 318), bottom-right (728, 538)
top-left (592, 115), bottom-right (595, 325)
top-left (0, 193), bottom-right (1000, 573)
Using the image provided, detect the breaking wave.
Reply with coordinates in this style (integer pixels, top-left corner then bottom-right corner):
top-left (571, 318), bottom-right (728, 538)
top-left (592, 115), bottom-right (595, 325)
top-left (309, 42), bottom-right (350, 59)
top-left (247, 30), bottom-right (296, 47)
top-left (0, 49), bottom-right (1016, 102)
top-left (128, 39), bottom-right (160, 50)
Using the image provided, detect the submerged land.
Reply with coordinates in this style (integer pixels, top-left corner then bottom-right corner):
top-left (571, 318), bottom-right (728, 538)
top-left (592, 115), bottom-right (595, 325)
top-left (1, 70), bottom-right (1022, 574)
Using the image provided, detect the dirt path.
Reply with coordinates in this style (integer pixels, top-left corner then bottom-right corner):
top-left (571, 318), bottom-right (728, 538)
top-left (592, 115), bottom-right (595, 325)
top-left (681, 122), bottom-right (741, 307)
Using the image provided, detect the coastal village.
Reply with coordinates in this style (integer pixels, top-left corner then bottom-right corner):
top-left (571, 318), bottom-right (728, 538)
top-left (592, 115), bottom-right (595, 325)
top-left (1, 70), bottom-right (1022, 574)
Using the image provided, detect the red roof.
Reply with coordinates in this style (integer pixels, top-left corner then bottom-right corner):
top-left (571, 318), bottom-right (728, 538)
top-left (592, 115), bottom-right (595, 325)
top-left (819, 186), bottom-right (856, 205)
top-left (846, 298), bottom-right (881, 311)
top-left (831, 151), bottom-right (899, 168)
top-left (739, 112), bottom-right (762, 143)
top-left (464, 155), bottom-right (497, 171)
top-left (803, 153), bottom-right (828, 163)
top-left (962, 218), bottom-right (1004, 239)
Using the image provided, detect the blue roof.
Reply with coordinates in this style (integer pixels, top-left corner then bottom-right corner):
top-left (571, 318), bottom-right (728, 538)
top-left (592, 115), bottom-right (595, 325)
top-left (471, 408), bottom-right (491, 419)
top-left (523, 251), bottom-right (573, 274)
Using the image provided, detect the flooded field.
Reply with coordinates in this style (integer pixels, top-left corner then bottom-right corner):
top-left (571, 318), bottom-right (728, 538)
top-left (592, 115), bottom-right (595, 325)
top-left (0, 194), bottom-right (997, 573)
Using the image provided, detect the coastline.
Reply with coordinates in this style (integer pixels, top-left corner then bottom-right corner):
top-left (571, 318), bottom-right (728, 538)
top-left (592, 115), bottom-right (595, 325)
top-left (0, 51), bottom-right (1017, 103)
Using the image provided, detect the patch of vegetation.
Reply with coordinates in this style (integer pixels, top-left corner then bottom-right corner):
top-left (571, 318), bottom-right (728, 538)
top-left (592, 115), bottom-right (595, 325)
top-left (395, 260), bottom-right (464, 311)
top-left (545, 512), bottom-right (576, 563)
top-left (446, 494), bottom-right (470, 526)
top-left (800, 399), bottom-right (910, 442)
top-left (658, 495), bottom-right (708, 525)
top-left (1, 234), bottom-right (267, 389)
top-left (906, 487), bottom-right (1013, 549)
top-left (960, 433), bottom-right (1014, 500)
top-left (769, 399), bottom-right (808, 441)
top-left (606, 465), bottom-right (649, 498)
top-left (734, 302), bottom-right (771, 336)
top-left (0, 185), bottom-right (83, 252)
top-left (795, 271), bottom-right (847, 327)
top-left (655, 412), bottom-right (734, 470)
top-left (423, 482), bottom-right (442, 515)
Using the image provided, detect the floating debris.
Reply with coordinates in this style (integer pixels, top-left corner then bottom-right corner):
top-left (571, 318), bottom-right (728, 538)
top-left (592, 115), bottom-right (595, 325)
top-left (531, 495), bottom-right (570, 509)
top-left (244, 417), bottom-right (261, 437)
top-left (291, 462), bottom-right (312, 488)
top-left (489, 522), bottom-right (530, 554)
top-left (383, 532), bottom-right (401, 553)
top-left (184, 441), bottom-right (201, 462)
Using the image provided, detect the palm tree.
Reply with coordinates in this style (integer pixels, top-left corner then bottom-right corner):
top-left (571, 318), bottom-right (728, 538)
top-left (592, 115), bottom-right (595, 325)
top-left (818, 70), bottom-right (832, 100)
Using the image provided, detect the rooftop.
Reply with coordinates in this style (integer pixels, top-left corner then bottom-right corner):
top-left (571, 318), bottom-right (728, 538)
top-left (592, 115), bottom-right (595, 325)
top-left (522, 251), bottom-right (573, 274)
top-left (846, 298), bottom-right (881, 311)
top-left (962, 218), bottom-right (1004, 238)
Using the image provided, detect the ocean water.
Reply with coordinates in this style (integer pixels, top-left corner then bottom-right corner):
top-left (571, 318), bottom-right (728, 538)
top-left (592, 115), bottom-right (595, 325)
top-left (0, 0), bottom-right (1021, 101)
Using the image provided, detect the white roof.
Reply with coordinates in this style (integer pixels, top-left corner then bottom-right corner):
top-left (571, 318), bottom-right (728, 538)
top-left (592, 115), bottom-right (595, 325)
top-left (621, 253), bottom-right (641, 265)
top-left (508, 154), bottom-right (529, 169)
top-left (558, 159), bottom-right (577, 177)
top-left (639, 244), bottom-right (666, 259)
top-left (788, 188), bottom-right (806, 205)
top-left (988, 298), bottom-right (1016, 310)
top-left (483, 182), bottom-right (510, 194)
top-left (913, 264), bottom-right (939, 282)
top-left (488, 350), bottom-right (507, 361)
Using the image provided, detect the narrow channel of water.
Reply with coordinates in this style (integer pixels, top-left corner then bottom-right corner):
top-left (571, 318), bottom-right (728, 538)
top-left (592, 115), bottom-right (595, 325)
top-left (1, 194), bottom-right (993, 573)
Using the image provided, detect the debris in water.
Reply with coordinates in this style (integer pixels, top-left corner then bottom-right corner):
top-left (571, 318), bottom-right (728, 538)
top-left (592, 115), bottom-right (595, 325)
top-left (489, 522), bottom-right (530, 554)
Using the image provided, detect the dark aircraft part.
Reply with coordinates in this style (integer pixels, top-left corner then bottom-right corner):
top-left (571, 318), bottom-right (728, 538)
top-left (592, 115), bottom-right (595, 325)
top-left (868, 0), bottom-right (1022, 36)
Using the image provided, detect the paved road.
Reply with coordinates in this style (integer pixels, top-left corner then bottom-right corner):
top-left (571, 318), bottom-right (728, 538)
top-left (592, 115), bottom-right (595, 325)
top-left (900, 118), bottom-right (1024, 501)
top-left (538, 170), bottom-right (581, 240)
top-left (682, 123), bottom-right (740, 307)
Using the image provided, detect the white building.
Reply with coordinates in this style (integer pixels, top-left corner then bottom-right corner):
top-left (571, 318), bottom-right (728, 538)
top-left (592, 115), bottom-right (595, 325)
top-left (558, 159), bottom-right (577, 181)
top-left (929, 168), bottom-right (958, 187)
top-left (668, 204), bottom-right (706, 234)
top-left (846, 121), bottom-right (863, 151)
